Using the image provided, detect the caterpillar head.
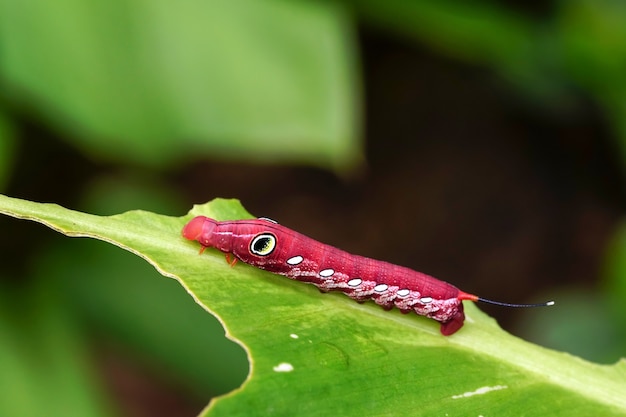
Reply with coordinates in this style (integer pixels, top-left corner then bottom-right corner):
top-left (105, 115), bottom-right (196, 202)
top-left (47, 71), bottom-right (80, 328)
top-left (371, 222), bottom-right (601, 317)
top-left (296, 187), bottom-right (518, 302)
top-left (182, 216), bottom-right (218, 248)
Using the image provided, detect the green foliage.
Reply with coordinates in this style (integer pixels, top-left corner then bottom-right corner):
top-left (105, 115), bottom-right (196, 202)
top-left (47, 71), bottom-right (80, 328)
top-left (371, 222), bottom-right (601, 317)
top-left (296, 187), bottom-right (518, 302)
top-left (0, 0), bottom-right (361, 171)
top-left (1, 195), bottom-right (625, 416)
top-left (2, 0), bottom-right (626, 173)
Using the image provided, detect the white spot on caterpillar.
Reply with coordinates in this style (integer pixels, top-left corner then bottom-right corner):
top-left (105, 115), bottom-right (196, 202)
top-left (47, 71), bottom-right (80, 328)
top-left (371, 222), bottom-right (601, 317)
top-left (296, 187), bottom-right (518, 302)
top-left (347, 278), bottom-right (362, 287)
top-left (286, 255), bottom-right (304, 265)
top-left (397, 289), bottom-right (410, 297)
top-left (273, 362), bottom-right (294, 373)
top-left (420, 297), bottom-right (433, 304)
top-left (258, 217), bottom-right (278, 223)
top-left (374, 284), bottom-right (388, 292)
top-left (289, 333), bottom-right (299, 339)
top-left (319, 268), bottom-right (335, 277)
top-left (451, 385), bottom-right (508, 399)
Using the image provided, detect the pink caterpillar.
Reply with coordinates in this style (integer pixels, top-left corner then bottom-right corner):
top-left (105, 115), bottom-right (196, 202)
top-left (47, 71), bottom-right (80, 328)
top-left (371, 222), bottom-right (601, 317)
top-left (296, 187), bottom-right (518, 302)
top-left (182, 216), bottom-right (553, 335)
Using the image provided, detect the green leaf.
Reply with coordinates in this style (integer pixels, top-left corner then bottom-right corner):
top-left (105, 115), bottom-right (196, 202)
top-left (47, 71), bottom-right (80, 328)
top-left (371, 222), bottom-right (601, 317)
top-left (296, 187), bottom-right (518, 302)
top-left (0, 194), bottom-right (625, 416)
top-left (0, 0), bottom-right (361, 171)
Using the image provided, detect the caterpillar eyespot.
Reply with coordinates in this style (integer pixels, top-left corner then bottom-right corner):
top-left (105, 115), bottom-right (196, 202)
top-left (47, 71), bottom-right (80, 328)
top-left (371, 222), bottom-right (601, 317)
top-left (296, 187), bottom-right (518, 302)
top-left (182, 216), bottom-right (554, 336)
top-left (250, 233), bottom-right (276, 256)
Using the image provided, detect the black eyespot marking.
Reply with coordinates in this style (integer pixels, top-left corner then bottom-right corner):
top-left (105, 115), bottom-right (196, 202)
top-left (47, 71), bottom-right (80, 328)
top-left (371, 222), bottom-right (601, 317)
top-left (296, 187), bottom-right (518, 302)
top-left (250, 233), bottom-right (277, 256)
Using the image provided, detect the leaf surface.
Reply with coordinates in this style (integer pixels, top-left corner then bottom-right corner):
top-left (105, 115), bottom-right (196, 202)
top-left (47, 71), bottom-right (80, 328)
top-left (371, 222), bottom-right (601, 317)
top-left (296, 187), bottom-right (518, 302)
top-left (1, 194), bottom-right (625, 416)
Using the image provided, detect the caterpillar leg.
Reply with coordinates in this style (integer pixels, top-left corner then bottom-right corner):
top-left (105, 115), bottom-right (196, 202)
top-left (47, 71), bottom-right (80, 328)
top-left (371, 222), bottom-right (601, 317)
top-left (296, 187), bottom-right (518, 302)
top-left (225, 253), bottom-right (238, 267)
top-left (439, 304), bottom-right (465, 336)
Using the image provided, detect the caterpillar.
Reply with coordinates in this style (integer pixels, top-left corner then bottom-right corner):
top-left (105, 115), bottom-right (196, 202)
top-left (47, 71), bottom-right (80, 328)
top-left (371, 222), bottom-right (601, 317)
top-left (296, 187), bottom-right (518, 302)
top-left (182, 216), bottom-right (553, 335)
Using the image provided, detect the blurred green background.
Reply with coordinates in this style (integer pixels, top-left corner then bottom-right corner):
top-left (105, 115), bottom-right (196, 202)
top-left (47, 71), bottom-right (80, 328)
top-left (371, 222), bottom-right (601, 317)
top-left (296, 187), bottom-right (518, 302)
top-left (1, 0), bottom-right (625, 416)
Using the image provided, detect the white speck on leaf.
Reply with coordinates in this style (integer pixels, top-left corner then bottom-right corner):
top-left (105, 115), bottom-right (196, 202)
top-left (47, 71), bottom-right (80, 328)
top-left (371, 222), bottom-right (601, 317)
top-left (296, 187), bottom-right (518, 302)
top-left (290, 333), bottom-right (299, 339)
top-left (451, 385), bottom-right (508, 399)
top-left (273, 362), bottom-right (294, 372)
